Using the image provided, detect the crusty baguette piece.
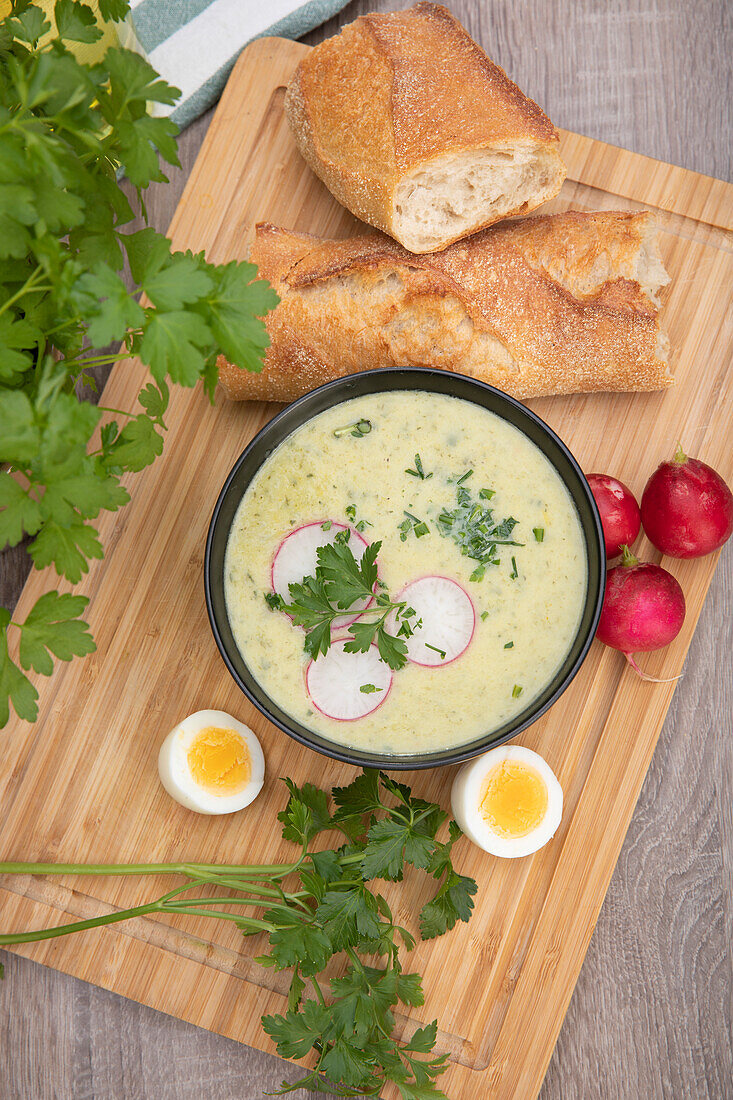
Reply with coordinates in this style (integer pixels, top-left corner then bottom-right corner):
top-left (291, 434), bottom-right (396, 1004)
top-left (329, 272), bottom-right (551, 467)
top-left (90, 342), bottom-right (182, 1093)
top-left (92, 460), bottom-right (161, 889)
top-left (217, 211), bottom-right (671, 403)
top-left (285, 3), bottom-right (566, 253)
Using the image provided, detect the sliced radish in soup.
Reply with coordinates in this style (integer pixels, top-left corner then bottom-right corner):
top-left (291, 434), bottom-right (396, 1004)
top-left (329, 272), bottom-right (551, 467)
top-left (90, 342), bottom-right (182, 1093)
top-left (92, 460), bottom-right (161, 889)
top-left (398, 576), bottom-right (475, 666)
top-left (271, 521), bottom-right (372, 628)
top-left (306, 639), bottom-right (392, 721)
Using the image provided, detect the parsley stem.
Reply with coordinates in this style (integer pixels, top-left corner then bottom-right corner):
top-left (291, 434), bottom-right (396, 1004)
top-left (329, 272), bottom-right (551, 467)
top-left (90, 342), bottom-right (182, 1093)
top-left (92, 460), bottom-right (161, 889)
top-left (0, 266), bottom-right (49, 317)
top-left (310, 975), bottom-right (327, 1006)
top-left (97, 404), bottom-right (137, 418)
top-left (345, 945), bottom-right (365, 972)
top-left (0, 899), bottom-right (169, 945)
top-left (63, 353), bottom-right (128, 370)
top-left (338, 853), bottom-right (366, 867)
top-left (161, 908), bottom-right (275, 929)
top-left (168, 897), bottom-right (302, 916)
top-left (0, 860), bottom-right (303, 879)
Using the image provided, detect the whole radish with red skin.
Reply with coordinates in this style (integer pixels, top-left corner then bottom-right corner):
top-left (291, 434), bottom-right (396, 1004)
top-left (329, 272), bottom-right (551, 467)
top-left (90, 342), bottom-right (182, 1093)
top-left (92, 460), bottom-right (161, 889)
top-left (596, 546), bottom-right (686, 680)
top-left (641, 445), bottom-right (733, 558)
top-left (586, 473), bottom-right (641, 558)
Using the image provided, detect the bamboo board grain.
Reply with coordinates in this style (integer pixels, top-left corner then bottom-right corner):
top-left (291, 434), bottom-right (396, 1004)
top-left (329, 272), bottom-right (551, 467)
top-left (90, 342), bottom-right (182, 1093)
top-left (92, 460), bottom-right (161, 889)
top-left (1, 36), bottom-right (732, 1100)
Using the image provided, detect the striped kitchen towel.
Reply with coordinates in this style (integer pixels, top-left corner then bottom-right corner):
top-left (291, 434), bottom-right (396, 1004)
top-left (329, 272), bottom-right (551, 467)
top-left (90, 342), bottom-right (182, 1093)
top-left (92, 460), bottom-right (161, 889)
top-left (118, 0), bottom-right (351, 129)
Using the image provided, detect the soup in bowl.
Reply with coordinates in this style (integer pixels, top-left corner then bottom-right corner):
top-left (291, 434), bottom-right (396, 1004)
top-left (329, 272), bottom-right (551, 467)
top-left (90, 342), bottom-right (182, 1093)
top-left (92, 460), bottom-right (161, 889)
top-left (205, 370), bottom-right (605, 769)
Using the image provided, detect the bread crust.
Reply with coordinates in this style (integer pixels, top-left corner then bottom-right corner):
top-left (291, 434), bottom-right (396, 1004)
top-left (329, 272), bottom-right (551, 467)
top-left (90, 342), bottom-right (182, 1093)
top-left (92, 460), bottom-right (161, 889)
top-left (284, 3), bottom-right (566, 252)
top-left (217, 212), bottom-right (672, 403)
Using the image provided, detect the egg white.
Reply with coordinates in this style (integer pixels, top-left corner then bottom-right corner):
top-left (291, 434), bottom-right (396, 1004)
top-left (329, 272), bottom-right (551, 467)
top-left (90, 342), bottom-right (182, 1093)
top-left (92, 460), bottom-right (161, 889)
top-left (451, 744), bottom-right (563, 858)
top-left (157, 709), bottom-right (265, 815)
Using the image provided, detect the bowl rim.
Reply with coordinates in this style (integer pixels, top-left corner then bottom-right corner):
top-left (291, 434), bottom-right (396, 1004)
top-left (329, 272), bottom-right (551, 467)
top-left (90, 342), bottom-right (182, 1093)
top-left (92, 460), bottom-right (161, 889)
top-left (204, 368), bottom-right (606, 771)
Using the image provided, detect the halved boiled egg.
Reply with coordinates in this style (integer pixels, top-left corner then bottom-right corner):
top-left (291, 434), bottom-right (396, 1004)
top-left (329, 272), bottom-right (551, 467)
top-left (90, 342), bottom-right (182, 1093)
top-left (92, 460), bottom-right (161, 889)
top-left (158, 710), bottom-right (265, 815)
top-left (451, 745), bottom-right (562, 858)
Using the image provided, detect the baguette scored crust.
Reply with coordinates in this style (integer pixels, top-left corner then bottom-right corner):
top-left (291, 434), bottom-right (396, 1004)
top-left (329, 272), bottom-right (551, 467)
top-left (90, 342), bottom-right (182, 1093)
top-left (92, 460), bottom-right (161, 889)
top-left (217, 211), bottom-right (672, 403)
top-left (285, 3), bottom-right (566, 253)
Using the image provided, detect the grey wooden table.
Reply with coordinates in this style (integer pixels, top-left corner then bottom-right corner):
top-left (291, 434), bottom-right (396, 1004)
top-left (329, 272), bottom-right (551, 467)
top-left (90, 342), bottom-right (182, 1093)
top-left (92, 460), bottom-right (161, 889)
top-left (1, 2), bottom-right (732, 1098)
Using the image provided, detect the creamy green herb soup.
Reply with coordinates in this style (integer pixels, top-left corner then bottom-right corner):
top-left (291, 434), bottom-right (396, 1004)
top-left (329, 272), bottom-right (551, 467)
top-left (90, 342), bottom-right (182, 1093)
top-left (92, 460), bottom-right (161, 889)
top-left (224, 392), bottom-right (587, 755)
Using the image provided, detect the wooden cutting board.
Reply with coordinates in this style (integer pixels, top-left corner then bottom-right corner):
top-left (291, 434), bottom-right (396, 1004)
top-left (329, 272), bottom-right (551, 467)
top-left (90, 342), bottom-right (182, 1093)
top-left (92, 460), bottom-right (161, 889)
top-left (1, 37), bottom-right (732, 1100)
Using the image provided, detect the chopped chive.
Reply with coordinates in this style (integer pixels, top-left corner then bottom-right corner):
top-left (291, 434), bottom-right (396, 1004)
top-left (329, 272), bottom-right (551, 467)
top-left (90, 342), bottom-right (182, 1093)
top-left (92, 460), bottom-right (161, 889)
top-left (320, 520), bottom-right (332, 531)
top-left (510, 556), bottom-right (518, 579)
top-left (479, 488), bottom-right (495, 500)
top-left (481, 611), bottom-right (489, 621)
top-left (425, 643), bottom-right (446, 660)
top-left (401, 511), bottom-right (430, 540)
top-left (504, 641), bottom-right (514, 649)
top-left (512, 684), bottom-right (523, 698)
top-left (355, 519), bottom-right (372, 533)
top-left (405, 453), bottom-right (433, 480)
top-left (470, 564), bottom-right (486, 582)
top-left (533, 527), bottom-right (545, 542)
top-left (456, 469), bottom-right (474, 485)
top-left (438, 485), bottom-right (523, 567)
top-left (333, 418), bottom-right (372, 438)
top-left (360, 684), bottom-right (382, 694)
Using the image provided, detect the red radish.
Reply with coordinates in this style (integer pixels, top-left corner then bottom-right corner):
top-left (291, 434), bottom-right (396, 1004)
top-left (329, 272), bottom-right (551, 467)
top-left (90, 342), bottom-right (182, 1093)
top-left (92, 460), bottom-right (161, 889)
top-left (586, 473), bottom-right (641, 558)
top-left (596, 546), bottom-right (686, 680)
top-left (640, 444), bottom-right (733, 558)
top-left (306, 638), bottom-right (391, 720)
top-left (397, 576), bottom-right (475, 667)
top-left (272, 521), bottom-right (372, 627)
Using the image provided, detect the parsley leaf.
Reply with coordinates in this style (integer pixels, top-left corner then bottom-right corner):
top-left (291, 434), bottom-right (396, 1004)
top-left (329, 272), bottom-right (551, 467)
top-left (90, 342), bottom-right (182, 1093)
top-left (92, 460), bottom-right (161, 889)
top-left (0, 609), bottom-right (38, 726)
top-left (277, 779), bottom-right (333, 843)
top-left (316, 887), bottom-right (382, 950)
top-left (262, 1000), bottom-right (331, 1061)
top-left (103, 415), bottom-right (164, 472)
top-left (0, 474), bottom-right (42, 548)
top-left (18, 591), bottom-right (95, 676)
top-left (72, 264), bottom-right (145, 347)
top-left (420, 872), bottom-right (477, 939)
top-left (140, 310), bottom-right (212, 386)
top-left (267, 916), bottom-right (333, 977)
top-left (362, 819), bottom-right (435, 881)
top-left (29, 517), bottom-right (103, 584)
top-left (55, 0), bottom-right (104, 44)
top-left (202, 260), bottom-right (278, 372)
top-left (332, 768), bottom-right (382, 817)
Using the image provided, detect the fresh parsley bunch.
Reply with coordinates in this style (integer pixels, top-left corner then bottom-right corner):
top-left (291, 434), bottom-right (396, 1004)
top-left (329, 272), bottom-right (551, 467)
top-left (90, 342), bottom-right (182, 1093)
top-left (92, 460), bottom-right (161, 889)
top-left (0, 769), bottom-right (478, 1098)
top-left (0, 1), bottom-right (279, 727)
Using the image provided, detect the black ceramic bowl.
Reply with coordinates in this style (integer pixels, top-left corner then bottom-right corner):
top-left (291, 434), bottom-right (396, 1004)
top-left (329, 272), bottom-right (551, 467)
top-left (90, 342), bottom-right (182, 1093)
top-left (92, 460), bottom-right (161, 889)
top-left (205, 368), bottom-right (605, 770)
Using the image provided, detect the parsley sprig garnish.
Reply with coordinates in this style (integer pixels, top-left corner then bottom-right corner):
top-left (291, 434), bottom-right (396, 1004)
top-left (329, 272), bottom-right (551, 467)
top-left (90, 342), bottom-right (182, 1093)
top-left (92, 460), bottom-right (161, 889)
top-left (0, 770), bottom-right (477, 1099)
top-left (268, 531), bottom-right (414, 670)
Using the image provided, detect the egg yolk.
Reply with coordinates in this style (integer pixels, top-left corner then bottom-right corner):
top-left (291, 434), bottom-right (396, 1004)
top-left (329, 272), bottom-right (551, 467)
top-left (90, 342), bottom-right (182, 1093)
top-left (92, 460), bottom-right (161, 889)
top-left (479, 760), bottom-right (548, 839)
top-left (187, 726), bottom-right (250, 795)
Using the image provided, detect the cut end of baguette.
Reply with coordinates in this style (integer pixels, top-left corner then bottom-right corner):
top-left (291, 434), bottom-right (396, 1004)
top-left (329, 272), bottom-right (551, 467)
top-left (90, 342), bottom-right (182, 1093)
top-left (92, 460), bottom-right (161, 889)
top-left (634, 217), bottom-right (671, 305)
top-left (393, 143), bottom-right (566, 252)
